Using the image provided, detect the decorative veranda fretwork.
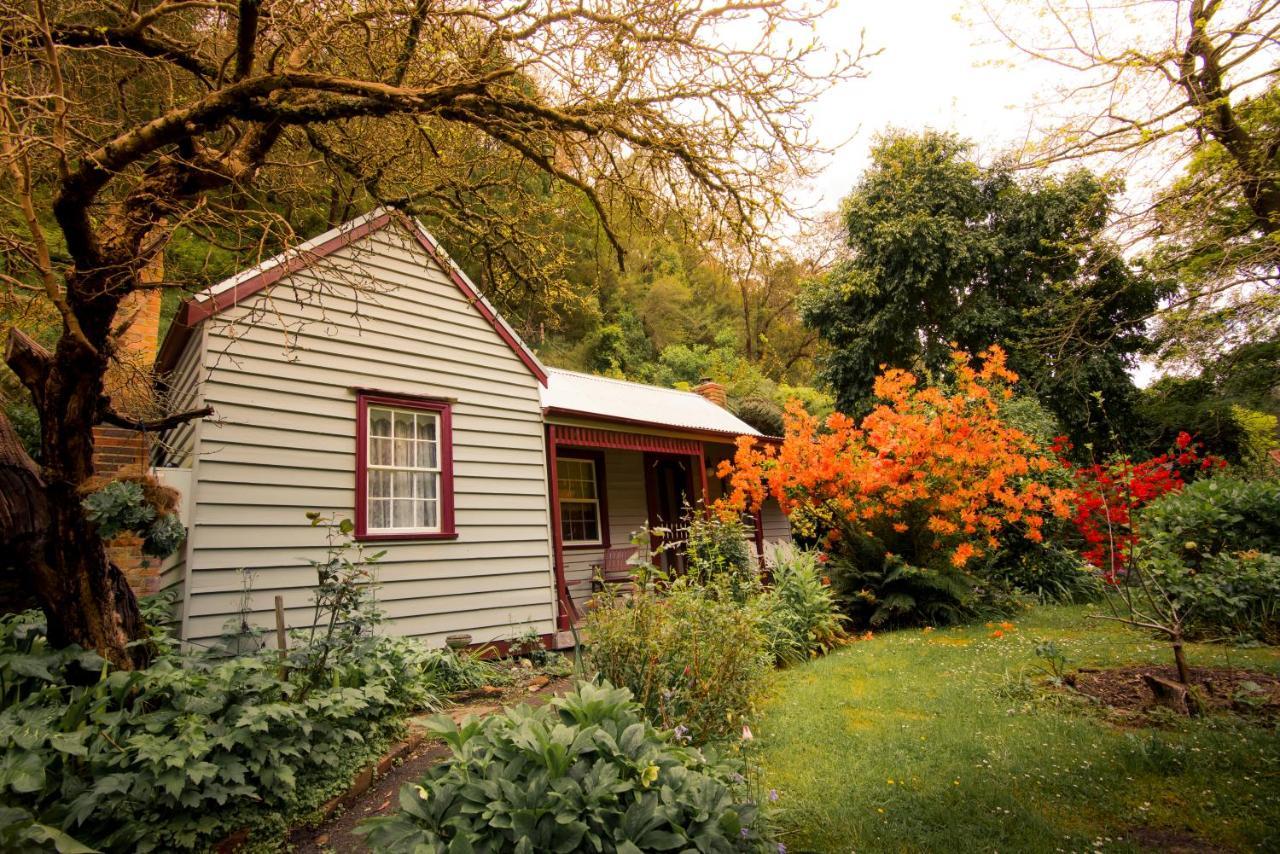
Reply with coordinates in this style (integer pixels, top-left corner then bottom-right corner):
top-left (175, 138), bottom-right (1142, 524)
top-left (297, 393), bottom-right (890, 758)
top-left (550, 425), bottom-right (704, 455)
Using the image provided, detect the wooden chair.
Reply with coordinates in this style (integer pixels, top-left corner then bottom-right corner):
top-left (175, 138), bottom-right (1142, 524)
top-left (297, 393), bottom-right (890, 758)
top-left (591, 546), bottom-right (639, 593)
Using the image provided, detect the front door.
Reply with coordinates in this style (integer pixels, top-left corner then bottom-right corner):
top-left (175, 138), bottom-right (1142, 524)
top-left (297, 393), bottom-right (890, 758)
top-left (644, 453), bottom-right (694, 571)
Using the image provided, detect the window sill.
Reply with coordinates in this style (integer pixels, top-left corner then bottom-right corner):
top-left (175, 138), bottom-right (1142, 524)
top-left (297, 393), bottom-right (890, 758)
top-left (355, 531), bottom-right (459, 542)
top-left (564, 542), bottom-right (609, 551)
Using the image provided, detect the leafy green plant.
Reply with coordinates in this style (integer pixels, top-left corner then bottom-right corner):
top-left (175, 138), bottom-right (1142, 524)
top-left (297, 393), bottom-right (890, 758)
top-left (1032, 639), bottom-right (1071, 685)
top-left (81, 479), bottom-right (184, 559)
top-left (0, 609), bottom-right (452, 852)
top-left (1135, 477), bottom-right (1280, 642)
top-left (420, 647), bottom-right (511, 694)
top-left (685, 508), bottom-right (757, 602)
top-left (753, 543), bottom-right (846, 664)
top-left (357, 681), bottom-right (776, 853)
top-left (985, 542), bottom-right (1102, 604)
top-left (509, 625), bottom-right (550, 666)
top-left (587, 583), bottom-right (768, 742)
top-left (290, 513), bottom-right (385, 693)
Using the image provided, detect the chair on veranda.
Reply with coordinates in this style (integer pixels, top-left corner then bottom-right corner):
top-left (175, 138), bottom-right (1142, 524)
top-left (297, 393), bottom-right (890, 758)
top-left (591, 546), bottom-right (639, 594)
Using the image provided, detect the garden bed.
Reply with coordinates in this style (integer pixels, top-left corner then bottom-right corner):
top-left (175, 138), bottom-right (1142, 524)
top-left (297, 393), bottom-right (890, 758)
top-left (1070, 664), bottom-right (1280, 721)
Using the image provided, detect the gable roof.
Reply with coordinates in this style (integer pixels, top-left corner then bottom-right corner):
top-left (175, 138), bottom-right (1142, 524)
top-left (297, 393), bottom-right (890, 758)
top-left (540, 368), bottom-right (762, 438)
top-left (155, 209), bottom-right (761, 441)
top-left (154, 208), bottom-right (548, 384)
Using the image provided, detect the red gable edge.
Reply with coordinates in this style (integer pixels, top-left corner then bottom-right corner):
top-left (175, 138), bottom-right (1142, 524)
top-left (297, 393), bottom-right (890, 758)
top-left (154, 211), bottom-right (548, 386)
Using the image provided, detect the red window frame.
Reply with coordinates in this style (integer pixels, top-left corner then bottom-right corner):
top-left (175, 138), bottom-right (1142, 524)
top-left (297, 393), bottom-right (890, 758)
top-left (355, 391), bottom-right (457, 541)
top-left (556, 449), bottom-right (610, 551)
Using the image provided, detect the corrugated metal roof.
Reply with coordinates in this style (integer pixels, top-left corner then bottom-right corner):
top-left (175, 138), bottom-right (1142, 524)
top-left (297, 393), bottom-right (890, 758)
top-left (540, 368), bottom-right (761, 437)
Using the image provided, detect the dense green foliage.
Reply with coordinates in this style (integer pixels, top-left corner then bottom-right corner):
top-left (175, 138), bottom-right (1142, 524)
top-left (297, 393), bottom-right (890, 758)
top-left (751, 544), bottom-right (846, 664)
top-left (983, 543), bottom-right (1101, 606)
top-left (1139, 335), bottom-right (1280, 465)
top-left (684, 513), bottom-right (756, 602)
top-left (587, 584), bottom-right (768, 743)
top-left (1136, 477), bottom-right (1280, 641)
top-left (358, 681), bottom-right (775, 853)
top-left (804, 130), bottom-right (1166, 451)
top-left (0, 611), bottom-right (493, 852)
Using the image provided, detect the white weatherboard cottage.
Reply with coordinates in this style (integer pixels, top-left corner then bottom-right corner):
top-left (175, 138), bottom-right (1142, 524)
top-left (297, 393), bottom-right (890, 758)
top-left (154, 209), bottom-right (789, 648)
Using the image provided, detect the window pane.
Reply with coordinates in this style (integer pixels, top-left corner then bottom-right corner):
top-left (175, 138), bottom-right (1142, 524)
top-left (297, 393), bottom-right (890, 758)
top-left (368, 498), bottom-right (390, 530)
top-left (560, 501), bottom-right (600, 543)
top-left (417, 415), bottom-right (437, 443)
top-left (370, 408), bottom-right (392, 438)
top-left (391, 497), bottom-right (415, 528)
top-left (557, 459), bottom-right (596, 500)
top-left (393, 412), bottom-right (415, 466)
top-left (415, 471), bottom-right (439, 501)
top-left (394, 470), bottom-right (412, 501)
top-left (363, 403), bottom-right (448, 533)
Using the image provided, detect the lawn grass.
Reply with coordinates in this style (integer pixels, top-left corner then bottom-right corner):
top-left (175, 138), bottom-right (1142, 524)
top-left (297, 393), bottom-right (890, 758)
top-left (753, 605), bottom-right (1280, 853)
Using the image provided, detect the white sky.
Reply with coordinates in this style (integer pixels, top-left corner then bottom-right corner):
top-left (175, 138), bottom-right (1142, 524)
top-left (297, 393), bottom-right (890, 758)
top-left (793, 0), bottom-right (1161, 385)
top-left (796, 1), bottom-right (1057, 211)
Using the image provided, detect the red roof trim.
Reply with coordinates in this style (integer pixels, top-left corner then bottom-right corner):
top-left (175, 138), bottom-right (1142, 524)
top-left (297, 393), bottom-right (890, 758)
top-left (154, 210), bottom-right (548, 385)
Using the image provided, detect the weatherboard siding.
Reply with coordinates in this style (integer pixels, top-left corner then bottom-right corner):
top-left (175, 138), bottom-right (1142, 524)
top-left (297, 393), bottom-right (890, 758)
top-left (178, 224), bottom-right (556, 645)
top-left (761, 498), bottom-right (790, 545)
top-left (154, 324), bottom-right (207, 624)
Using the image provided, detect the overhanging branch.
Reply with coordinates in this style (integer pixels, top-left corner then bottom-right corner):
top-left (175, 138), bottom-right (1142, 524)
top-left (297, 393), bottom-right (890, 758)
top-left (98, 404), bottom-right (214, 433)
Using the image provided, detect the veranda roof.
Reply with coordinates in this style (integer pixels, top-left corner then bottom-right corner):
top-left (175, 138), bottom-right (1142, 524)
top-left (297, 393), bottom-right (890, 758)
top-left (540, 368), bottom-right (761, 439)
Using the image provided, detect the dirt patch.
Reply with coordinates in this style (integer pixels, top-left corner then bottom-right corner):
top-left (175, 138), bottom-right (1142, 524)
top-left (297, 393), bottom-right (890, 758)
top-left (1123, 824), bottom-right (1225, 853)
top-left (287, 675), bottom-right (574, 854)
top-left (1069, 664), bottom-right (1280, 720)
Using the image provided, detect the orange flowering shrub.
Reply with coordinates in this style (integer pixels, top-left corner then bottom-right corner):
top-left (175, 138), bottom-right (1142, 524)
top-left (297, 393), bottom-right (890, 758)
top-left (717, 347), bottom-right (1075, 625)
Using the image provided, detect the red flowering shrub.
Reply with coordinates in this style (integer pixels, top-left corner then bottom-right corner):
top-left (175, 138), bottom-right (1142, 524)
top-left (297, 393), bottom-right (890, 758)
top-left (1058, 432), bottom-right (1227, 581)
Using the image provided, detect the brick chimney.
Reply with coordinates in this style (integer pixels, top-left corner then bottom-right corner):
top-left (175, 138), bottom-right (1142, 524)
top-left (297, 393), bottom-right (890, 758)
top-left (92, 252), bottom-right (164, 596)
top-left (693, 378), bottom-right (727, 407)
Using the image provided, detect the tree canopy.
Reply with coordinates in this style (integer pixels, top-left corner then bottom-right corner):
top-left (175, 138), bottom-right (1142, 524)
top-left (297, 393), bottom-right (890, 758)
top-left (803, 129), bottom-right (1167, 451)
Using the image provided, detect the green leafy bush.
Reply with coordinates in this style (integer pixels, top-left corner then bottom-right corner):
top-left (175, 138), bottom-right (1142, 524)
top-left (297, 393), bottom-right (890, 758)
top-left (1136, 477), bottom-right (1280, 641)
top-left (753, 544), bottom-right (846, 664)
top-left (685, 511), bottom-right (757, 602)
top-left (823, 547), bottom-right (977, 628)
top-left (0, 611), bottom-right (450, 852)
top-left (587, 584), bottom-right (768, 742)
top-left (358, 681), bottom-right (775, 853)
top-left (983, 543), bottom-right (1102, 605)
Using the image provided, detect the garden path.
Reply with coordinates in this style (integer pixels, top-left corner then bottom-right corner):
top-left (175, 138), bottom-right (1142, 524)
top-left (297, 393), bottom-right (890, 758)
top-left (286, 675), bottom-right (574, 853)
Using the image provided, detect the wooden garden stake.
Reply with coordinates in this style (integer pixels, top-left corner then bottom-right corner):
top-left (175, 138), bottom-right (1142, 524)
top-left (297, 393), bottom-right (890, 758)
top-left (274, 595), bottom-right (288, 680)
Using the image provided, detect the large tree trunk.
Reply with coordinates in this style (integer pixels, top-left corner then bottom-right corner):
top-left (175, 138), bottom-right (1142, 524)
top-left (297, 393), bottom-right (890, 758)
top-left (5, 329), bottom-right (150, 670)
top-left (0, 411), bottom-right (46, 614)
top-left (36, 486), bottom-right (150, 670)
